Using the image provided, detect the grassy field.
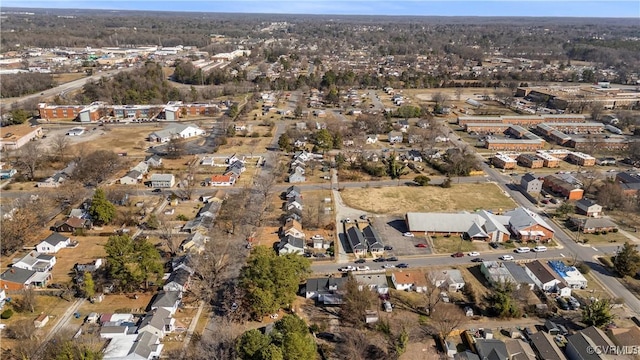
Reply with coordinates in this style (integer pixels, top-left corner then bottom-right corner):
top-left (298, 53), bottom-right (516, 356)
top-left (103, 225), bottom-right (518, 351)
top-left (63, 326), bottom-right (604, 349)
top-left (431, 236), bottom-right (482, 254)
top-left (53, 72), bottom-right (87, 84)
top-left (341, 183), bottom-right (516, 215)
top-left (67, 125), bottom-right (160, 156)
top-left (51, 236), bottom-right (109, 283)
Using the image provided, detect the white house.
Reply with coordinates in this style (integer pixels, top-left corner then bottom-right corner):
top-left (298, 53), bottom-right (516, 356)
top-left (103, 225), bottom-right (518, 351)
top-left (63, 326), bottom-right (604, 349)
top-left (524, 260), bottom-right (565, 293)
top-left (391, 270), bottom-right (428, 293)
top-left (120, 170), bottom-right (143, 185)
top-left (365, 134), bottom-right (378, 144)
top-left (36, 233), bottom-right (71, 254)
top-left (388, 131), bottom-right (403, 144)
top-left (276, 235), bottom-right (305, 255)
top-left (138, 307), bottom-right (174, 339)
top-left (150, 291), bottom-right (181, 315)
top-left (149, 174), bottom-right (175, 188)
top-left (12, 251), bottom-right (56, 272)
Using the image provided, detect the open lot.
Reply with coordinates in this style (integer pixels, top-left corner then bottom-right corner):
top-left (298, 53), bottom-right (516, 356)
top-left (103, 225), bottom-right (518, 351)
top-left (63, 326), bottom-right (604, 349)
top-left (64, 124), bottom-right (161, 157)
top-left (430, 236), bottom-right (484, 254)
top-left (370, 216), bottom-right (432, 256)
top-left (341, 183), bottom-right (516, 215)
top-left (50, 235), bottom-right (109, 283)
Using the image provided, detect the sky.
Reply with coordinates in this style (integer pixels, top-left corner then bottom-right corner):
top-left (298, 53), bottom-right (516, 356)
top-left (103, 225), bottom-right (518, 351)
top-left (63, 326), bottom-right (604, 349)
top-left (2, 1), bottom-right (639, 18)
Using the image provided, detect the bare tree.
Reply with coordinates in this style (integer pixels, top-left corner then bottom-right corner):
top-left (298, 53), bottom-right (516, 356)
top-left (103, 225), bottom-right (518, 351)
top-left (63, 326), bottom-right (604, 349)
top-left (13, 141), bottom-right (45, 180)
top-left (426, 303), bottom-right (468, 340)
top-left (182, 161), bottom-right (198, 200)
top-left (339, 275), bottom-right (377, 328)
top-left (454, 88), bottom-right (464, 101)
top-left (19, 288), bottom-right (38, 313)
top-left (50, 133), bottom-right (70, 161)
top-left (157, 213), bottom-right (180, 255)
top-left (254, 172), bottom-right (276, 202)
top-left (166, 138), bottom-right (186, 159)
top-left (423, 271), bottom-right (447, 316)
top-left (589, 102), bottom-right (605, 122)
top-left (432, 92), bottom-right (450, 108)
top-left (7, 319), bottom-right (36, 340)
top-left (53, 180), bottom-right (89, 210)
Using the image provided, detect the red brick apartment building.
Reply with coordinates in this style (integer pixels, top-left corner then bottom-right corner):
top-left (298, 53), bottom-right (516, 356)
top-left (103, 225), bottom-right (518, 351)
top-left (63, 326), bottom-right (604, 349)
top-left (485, 138), bottom-right (545, 151)
top-left (567, 137), bottom-right (629, 152)
top-left (517, 154), bottom-right (544, 168)
top-left (543, 174), bottom-right (584, 200)
top-left (536, 152), bottom-right (561, 168)
top-left (457, 114), bottom-right (586, 127)
top-left (464, 123), bottom-right (510, 134)
top-left (38, 103), bottom-right (85, 120)
top-left (492, 153), bottom-right (517, 169)
top-left (566, 152), bottom-right (596, 166)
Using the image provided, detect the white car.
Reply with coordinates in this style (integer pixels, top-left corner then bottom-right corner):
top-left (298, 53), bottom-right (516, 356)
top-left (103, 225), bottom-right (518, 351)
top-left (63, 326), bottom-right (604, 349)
top-left (311, 234), bottom-right (324, 240)
top-left (403, 232), bottom-right (415, 237)
top-left (500, 255), bottom-right (515, 261)
top-left (515, 247), bottom-right (531, 253)
top-left (468, 252), bottom-right (480, 257)
top-left (382, 264), bottom-right (396, 269)
top-left (532, 246), bottom-right (547, 252)
top-left (356, 266), bottom-right (370, 271)
top-left (339, 266), bottom-right (356, 272)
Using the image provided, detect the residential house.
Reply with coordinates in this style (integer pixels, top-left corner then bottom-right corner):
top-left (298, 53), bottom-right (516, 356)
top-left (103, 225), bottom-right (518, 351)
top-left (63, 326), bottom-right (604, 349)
top-left (575, 199), bottom-right (603, 217)
top-left (163, 268), bottom-right (191, 293)
top-left (362, 225), bottom-right (384, 256)
top-left (390, 270), bottom-right (428, 293)
top-left (505, 339), bottom-right (537, 360)
top-left (182, 215), bottom-right (214, 234)
top-left (120, 170), bottom-right (143, 185)
top-left (288, 168), bottom-right (306, 183)
top-left (365, 134), bottom-right (378, 144)
top-left (276, 235), bottom-right (305, 255)
top-left (75, 258), bottom-right (103, 272)
top-left (502, 262), bottom-right (535, 290)
top-left (234, 123), bottom-right (252, 132)
top-left (171, 254), bottom-right (195, 272)
top-left (286, 208), bottom-right (302, 223)
top-left (388, 131), bottom-right (403, 144)
top-left (615, 172), bottom-right (640, 196)
top-left (36, 233), bottom-right (71, 254)
top-left (225, 160), bottom-right (246, 175)
top-left (354, 272), bottom-right (389, 294)
top-left (565, 326), bottom-right (615, 360)
top-left (548, 260), bottom-right (588, 289)
top-left (149, 174), bottom-right (175, 188)
top-left (12, 251), bottom-right (56, 272)
top-left (208, 174), bottom-right (236, 187)
top-left (504, 207), bottom-right (554, 242)
top-left (407, 134), bottom-right (423, 144)
top-left (137, 308), bottom-right (174, 339)
top-left (607, 326), bottom-right (640, 349)
top-left (150, 291), bottom-right (181, 315)
top-left (520, 173), bottom-right (543, 194)
top-left (200, 156), bottom-right (215, 166)
top-left (529, 332), bottom-right (567, 360)
top-left (149, 123), bottom-right (205, 142)
top-left (571, 216), bottom-right (619, 234)
top-left (103, 332), bottom-right (163, 360)
top-left (51, 216), bottom-right (92, 233)
top-left (282, 219), bottom-right (305, 239)
top-left (455, 352), bottom-right (480, 360)
top-left (524, 260), bottom-right (566, 293)
top-left (481, 261), bottom-right (518, 288)
top-left (0, 267), bottom-right (51, 290)
top-left (225, 154), bottom-right (240, 164)
top-left (346, 226), bottom-right (367, 256)
top-left (131, 161), bottom-right (149, 175)
top-left (293, 139), bottom-right (306, 148)
top-left (397, 119), bottom-right (410, 132)
top-left (197, 201), bottom-right (221, 218)
top-left (145, 154), bottom-right (163, 167)
top-left (284, 185), bottom-right (301, 199)
top-left (406, 150), bottom-right (423, 162)
top-left (36, 172), bottom-right (67, 188)
top-left (179, 233), bottom-right (210, 254)
top-left (431, 269), bottom-right (465, 292)
top-left (404, 211), bottom-right (510, 243)
top-left (100, 313), bottom-right (136, 325)
top-left (100, 325), bottom-right (130, 338)
top-left (286, 196), bottom-right (304, 211)
top-left (475, 339), bottom-right (509, 360)
top-left (303, 277), bottom-right (346, 305)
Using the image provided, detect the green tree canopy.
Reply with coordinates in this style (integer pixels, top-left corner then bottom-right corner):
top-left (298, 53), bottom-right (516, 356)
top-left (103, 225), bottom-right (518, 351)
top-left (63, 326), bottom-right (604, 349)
top-left (414, 175), bottom-right (431, 186)
top-left (582, 298), bottom-right (614, 327)
top-left (613, 242), bottom-right (640, 277)
top-left (239, 246), bottom-right (310, 320)
top-left (89, 188), bottom-right (117, 225)
top-left (313, 129), bottom-right (333, 151)
top-left (486, 282), bottom-right (521, 318)
top-left (236, 315), bottom-right (316, 360)
top-left (105, 235), bottom-right (163, 291)
top-left (236, 329), bottom-right (271, 360)
top-left (278, 133), bottom-right (292, 152)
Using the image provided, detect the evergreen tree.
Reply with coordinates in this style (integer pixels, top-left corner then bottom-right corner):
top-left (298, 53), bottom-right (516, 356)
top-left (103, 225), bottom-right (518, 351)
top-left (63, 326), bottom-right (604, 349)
top-left (582, 298), bottom-right (614, 327)
top-left (613, 242), bottom-right (640, 277)
top-left (89, 188), bottom-right (116, 225)
top-left (82, 272), bottom-right (95, 299)
top-left (278, 133), bottom-right (292, 152)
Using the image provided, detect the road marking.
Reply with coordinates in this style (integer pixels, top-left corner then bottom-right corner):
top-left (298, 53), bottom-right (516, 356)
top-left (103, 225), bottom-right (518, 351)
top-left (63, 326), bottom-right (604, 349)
top-left (560, 253), bottom-right (565, 257)
top-left (592, 247), bottom-right (599, 252)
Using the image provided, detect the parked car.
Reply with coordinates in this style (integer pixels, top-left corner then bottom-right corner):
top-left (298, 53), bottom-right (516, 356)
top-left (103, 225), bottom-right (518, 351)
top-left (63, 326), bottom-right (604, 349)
top-left (396, 263), bottom-right (409, 268)
top-left (489, 242), bottom-right (499, 249)
top-left (373, 257), bottom-right (386, 263)
top-left (152, 188), bottom-right (162, 193)
top-left (532, 246), bottom-right (547, 252)
top-left (471, 258), bottom-right (485, 263)
top-left (500, 255), bottom-right (515, 261)
top-left (550, 198), bottom-right (559, 204)
top-left (386, 257), bottom-right (399, 262)
top-left (382, 264), bottom-right (395, 269)
top-left (568, 296), bottom-right (581, 309)
top-left (359, 214), bottom-right (368, 220)
top-left (515, 247), bottom-right (531, 253)
top-left (339, 266), bottom-right (356, 272)
top-left (403, 232), bottom-right (415, 237)
top-left (356, 266), bottom-right (370, 271)
top-left (311, 234), bottom-right (324, 240)
top-left (416, 243), bottom-right (428, 248)
top-left (468, 251), bottom-right (480, 257)
top-left (557, 297), bottom-right (570, 310)
top-left (383, 301), bottom-right (393, 312)
top-left (452, 252), bottom-right (464, 258)
top-left (383, 246), bottom-right (393, 250)
top-left (316, 332), bottom-right (343, 343)
top-left (354, 258), bottom-right (366, 264)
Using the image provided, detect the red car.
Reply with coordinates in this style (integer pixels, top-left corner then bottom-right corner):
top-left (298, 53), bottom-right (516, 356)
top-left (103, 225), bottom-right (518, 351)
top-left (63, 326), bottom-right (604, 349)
top-left (415, 243), bottom-right (428, 248)
top-left (451, 252), bottom-right (464, 258)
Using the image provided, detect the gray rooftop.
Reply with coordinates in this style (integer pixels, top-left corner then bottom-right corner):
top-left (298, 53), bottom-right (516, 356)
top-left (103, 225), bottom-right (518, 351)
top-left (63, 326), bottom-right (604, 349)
top-left (1, 267), bottom-right (35, 284)
top-left (42, 232), bottom-right (69, 246)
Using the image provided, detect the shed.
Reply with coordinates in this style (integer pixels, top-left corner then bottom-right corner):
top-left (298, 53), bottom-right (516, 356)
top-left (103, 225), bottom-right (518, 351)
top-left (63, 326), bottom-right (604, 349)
top-left (34, 314), bottom-right (49, 328)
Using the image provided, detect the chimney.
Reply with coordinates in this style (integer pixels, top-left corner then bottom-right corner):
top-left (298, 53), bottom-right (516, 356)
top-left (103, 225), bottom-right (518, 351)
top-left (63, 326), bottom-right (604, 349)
top-left (10, 269), bottom-right (15, 273)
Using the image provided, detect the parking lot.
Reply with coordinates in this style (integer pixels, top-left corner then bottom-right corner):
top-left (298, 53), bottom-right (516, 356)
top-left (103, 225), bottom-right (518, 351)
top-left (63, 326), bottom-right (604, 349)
top-left (370, 216), bottom-right (432, 256)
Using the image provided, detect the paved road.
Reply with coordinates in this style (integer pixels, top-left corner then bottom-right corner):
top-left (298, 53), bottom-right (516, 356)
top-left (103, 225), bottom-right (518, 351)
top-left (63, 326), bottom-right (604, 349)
top-left (33, 298), bottom-right (85, 357)
top-left (367, 90), bottom-right (385, 110)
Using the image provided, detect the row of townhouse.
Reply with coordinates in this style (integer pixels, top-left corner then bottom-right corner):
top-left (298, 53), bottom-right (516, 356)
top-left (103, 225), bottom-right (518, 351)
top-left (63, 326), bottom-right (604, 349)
top-left (276, 186), bottom-right (307, 255)
top-left (457, 114), bottom-right (586, 127)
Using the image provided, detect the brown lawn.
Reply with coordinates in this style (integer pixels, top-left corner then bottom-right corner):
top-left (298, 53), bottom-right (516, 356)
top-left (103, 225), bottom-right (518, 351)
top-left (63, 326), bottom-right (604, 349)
top-left (341, 183), bottom-right (516, 215)
top-left (50, 235), bottom-right (109, 283)
top-left (67, 125), bottom-right (161, 156)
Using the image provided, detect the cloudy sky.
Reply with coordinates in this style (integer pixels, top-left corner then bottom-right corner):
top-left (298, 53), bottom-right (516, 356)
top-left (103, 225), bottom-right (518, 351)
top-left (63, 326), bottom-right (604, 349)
top-left (2, 1), bottom-right (638, 17)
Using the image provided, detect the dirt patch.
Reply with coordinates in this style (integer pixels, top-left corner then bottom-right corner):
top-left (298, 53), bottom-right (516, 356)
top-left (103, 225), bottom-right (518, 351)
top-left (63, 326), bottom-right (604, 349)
top-left (53, 73), bottom-right (88, 84)
top-left (67, 125), bottom-right (161, 157)
top-left (341, 183), bottom-right (516, 215)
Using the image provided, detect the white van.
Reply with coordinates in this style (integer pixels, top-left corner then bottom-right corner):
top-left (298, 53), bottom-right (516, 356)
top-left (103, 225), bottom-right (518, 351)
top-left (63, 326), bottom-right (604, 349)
top-left (383, 301), bottom-right (393, 312)
top-left (515, 247), bottom-right (531, 253)
top-left (533, 246), bottom-right (547, 252)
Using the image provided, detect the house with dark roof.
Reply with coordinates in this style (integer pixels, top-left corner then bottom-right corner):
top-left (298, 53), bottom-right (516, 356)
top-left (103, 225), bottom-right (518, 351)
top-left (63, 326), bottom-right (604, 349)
top-left (575, 199), bottom-right (603, 217)
top-left (616, 172), bottom-right (640, 196)
top-left (565, 326), bottom-right (614, 360)
top-left (284, 185), bottom-right (301, 199)
top-left (137, 307), bottom-right (174, 339)
top-left (524, 260), bottom-right (567, 294)
top-left (36, 233), bottom-right (72, 254)
top-left (362, 225), bottom-right (384, 255)
top-left (150, 291), bottom-right (181, 315)
top-left (51, 216), bottom-right (92, 233)
top-left (520, 173), bottom-right (543, 194)
top-left (163, 268), bottom-right (191, 293)
top-left (286, 196), bottom-right (303, 211)
top-left (502, 262), bottom-right (535, 290)
top-left (182, 215), bottom-right (214, 234)
top-left (179, 233), bottom-right (210, 254)
top-left (282, 218), bottom-right (305, 239)
top-left (276, 235), bottom-right (305, 255)
top-left (102, 330), bottom-right (163, 360)
top-left (303, 276), bottom-right (347, 304)
top-left (529, 331), bottom-right (567, 360)
top-left (545, 319), bottom-right (569, 336)
top-left (346, 226), bottom-right (367, 256)
top-left (475, 339), bottom-right (509, 360)
top-left (607, 326), bottom-right (640, 349)
top-left (570, 217), bottom-right (618, 234)
top-left (505, 339), bottom-right (537, 360)
top-left (0, 267), bottom-right (51, 290)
